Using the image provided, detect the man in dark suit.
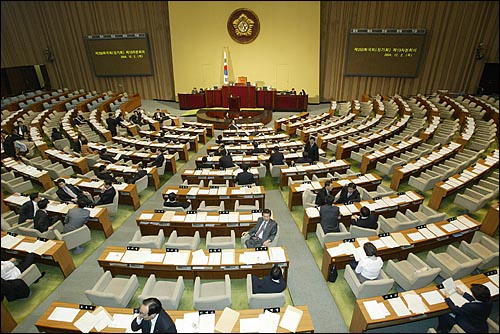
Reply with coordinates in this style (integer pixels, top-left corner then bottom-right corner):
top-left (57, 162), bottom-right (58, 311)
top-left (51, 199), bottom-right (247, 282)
top-left (269, 146), bottom-right (285, 166)
top-left (33, 199), bottom-right (57, 233)
top-left (234, 165), bottom-right (255, 185)
top-left (198, 156), bottom-right (214, 169)
top-left (3, 129), bottom-right (23, 159)
top-left (15, 120), bottom-right (29, 140)
top-left (351, 206), bottom-right (378, 229)
top-left (163, 192), bottom-right (191, 209)
top-left (150, 148), bottom-right (165, 168)
top-left (128, 163), bottom-right (147, 184)
top-left (131, 297), bottom-right (177, 333)
top-left (94, 181), bottom-right (116, 205)
top-left (251, 142), bottom-right (265, 154)
top-left (63, 198), bottom-right (90, 233)
top-left (73, 135), bottom-right (85, 153)
top-left (437, 283), bottom-right (492, 333)
top-left (56, 179), bottom-right (93, 205)
top-left (99, 148), bottom-right (118, 163)
top-left (219, 151), bottom-right (234, 169)
top-left (334, 182), bottom-right (361, 204)
top-left (106, 113), bottom-right (117, 137)
top-left (18, 192), bottom-right (42, 224)
top-left (229, 119), bottom-right (239, 131)
top-left (214, 144), bottom-right (228, 156)
top-left (96, 165), bottom-right (118, 183)
top-left (315, 181), bottom-right (334, 206)
top-left (304, 137), bottom-right (319, 163)
top-left (319, 195), bottom-right (340, 233)
top-left (242, 209), bottom-right (278, 248)
top-left (251, 265), bottom-right (286, 294)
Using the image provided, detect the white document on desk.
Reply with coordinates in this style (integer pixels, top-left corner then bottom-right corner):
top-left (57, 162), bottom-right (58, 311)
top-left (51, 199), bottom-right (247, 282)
top-left (240, 317), bottom-right (260, 333)
top-left (191, 249), bottom-right (208, 265)
top-left (488, 274), bottom-right (499, 286)
top-left (48, 307), bottom-right (80, 322)
top-left (402, 291), bottom-right (429, 314)
top-left (161, 211), bottom-right (175, 221)
top-left (388, 297), bottom-right (411, 317)
top-left (73, 311), bottom-right (97, 333)
top-left (1, 234), bottom-right (25, 249)
top-left (105, 252), bottom-right (124, 261)
top-left (363, 300), bottom-right (386, 320)
top-left (269, 247), bottom-right (286, 262)
top-left (407, 231), bottom-right (425, 242)
top-left (163, 250), bottom-right (191, 265)
top-left (380, 235), bottom-right (399, 248)
top-left (456, 216), bottom-right (478, 228)
top-left (426, 224), bottom-right (446, 237)
top-left (208, 252), bottom-right (221, 265)
top-left (139, 213), bottom-right (154, 220)
top-left (121, 249), bottom-right (151, 263)
top-left (221, 249), bottom-right (235, 265)
top-left (391, 233), bottom-right (410, 246)
top-left (108, 313), bottom-right (135, 328)
top-left (418, 228), bottom-right (435, 239)
top-left (483, 281), bottom-right (499, 297)
top-left (421, 290), bottom-right (445, 305)
top-left (279, 305), bottom-right (303, 332)
top-left (258, 311), bottom-right (280, 333)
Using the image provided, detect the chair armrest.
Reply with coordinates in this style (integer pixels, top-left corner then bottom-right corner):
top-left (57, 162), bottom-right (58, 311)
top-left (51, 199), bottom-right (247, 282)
top-left (407, 253), bottom-right (429, 270)
top-left (167, 230), bottom-right (178, 243)
top-left (93, 271), bottom-right (113, 291)
top-left (131, 230), bottom-right (142, 242)
top-left (480, 236), bottom-right (499, 252)
top-left (142, 274), bottom-right (156, 296)
top-left (447, 245), bottom-right (470, 262)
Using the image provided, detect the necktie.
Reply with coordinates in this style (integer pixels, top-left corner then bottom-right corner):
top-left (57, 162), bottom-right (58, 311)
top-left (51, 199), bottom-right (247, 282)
top-left (142, 319), bottom-right (151, 333)
top-left (33, 202), bottom-right (37, 217)
top-left (64, 186), bottom-right (77, 199)
top-left (256, 221), bottom-right (268, 239)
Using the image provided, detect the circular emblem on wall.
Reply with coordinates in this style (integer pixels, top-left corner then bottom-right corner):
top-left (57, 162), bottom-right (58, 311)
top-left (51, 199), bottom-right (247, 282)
top-left (227, 8), bottom-right (260, 44)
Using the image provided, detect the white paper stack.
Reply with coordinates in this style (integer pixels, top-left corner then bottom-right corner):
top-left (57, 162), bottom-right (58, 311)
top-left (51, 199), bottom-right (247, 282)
top-left (278, 306), bottom-right (303, 332)
top-left (191, 249), bottom-right (209, 265)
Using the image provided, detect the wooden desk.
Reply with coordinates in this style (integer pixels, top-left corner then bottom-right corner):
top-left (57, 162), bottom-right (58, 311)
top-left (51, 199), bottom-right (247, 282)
top-left (350, 272), bottom-right (498, 333)
top-left (390, 142), bottom-right (462, 191)
top-left (136, 210), bottom-right (260, 237)
top-left (321, 215), bottom-right (480, 281)
top-left (206, 141), bottom-right (325, 158)
top-left (140, 129), bottom-right (200, 152)
top-left (287, 173), bottom-right (381, 210)
top-left (1, 157), bottom-right (54, 190)
top-left (303, 191), bottom-right (424, 239)
top-left (183, 121), bottom-right (214, 137)
top-left (161, 125), bottom-right (208, 144)
top-left (282, 112), bottom-right (330, 138)
top-left (274, 94), bottom-right (308, 112)
top-left (303, 113), bottom-right (357, 145)
top-left (162, 186), bottom-right (265, 211)
top-left (97, 246), bottom-right (289, 281)
top-left (279, 160), bottom-right (351, 189)
top-left (274, 112), bottom-right (309, 131)
top-left (480, 202), bottom-right (499, 236)
top-left (178, 93), bottom-right (206, 109)
top-left (92, 163), bottom-right (160, 190)
top-left (181, 168), bottom-right (260, 186)
top-left (1, 303), bottom-right (16, 333)
top-left (4, 194), bottom-right (113, 238)
top-left (35, 302), bottom-right (314, 333)
top-left (1, 231), bottom-right (75, 277)
top-left (110, 135), bottom-right (189, 162)
top-left (45, 148), bottom-right (89, 174)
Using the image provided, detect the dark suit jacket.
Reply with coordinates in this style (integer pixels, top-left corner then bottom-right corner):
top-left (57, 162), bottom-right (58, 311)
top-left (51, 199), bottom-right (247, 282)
top-left (199, 162), bottom-right (214, 169)
top-left (251, 274), bottom-right (286, 294)
top-left (131, 310), bottom-right (177, 333)
top-left (106, 117), bottom-right (117, 136)
top-left (100, 153), bottom-right (118, 163)
top-left (96, 171), bottom-right (117, 183)
top-left (18, 200), bottom-right (36, 224)
top-left (96, 186), bottom-right (116, 205)
top-left (269, 152), bottom-right (285, 165)
top-left (164, 200), bottom-right (191, 209)
top-left (352, 214), bottom-right (378, 230)
top-left (151, 153), bottom-right (165, 168)
top-left (247, 218), bottom-right (278, 246)
top-left (234, 171), bottom-right (255, 185)
top-left (304, 142), bottom-right (319, 162)
top-left (3, 134), bottom-right (23, 158)
top-left (56, 184), bottom-right (84, 202)
top-left (63, 207), bottom-right (90, 233)
top-left (445, 292), bottom-right (493, 333)
top-left (320, 205), bottom-right (340, 233)
top-left (1, 278), bottom-right (30, 302)
top-left (315, 187), bottom-right (332, 206)
top-left (219, 155), bottom-right (234, 169)
top-left (130, 169), bottom-right (147, 184)
top-left (334, 187), bottom-right (361, 204)
top-left (51, 132), bottom-right (63, 141)
top-left (251, 148), bottom-right (266, 154)
top-left (73, 139), bottom-right (83, 153)
top-left (16, 125), bottom-right (29, 137)
top-left (34, 210), bottom-right (55, 233)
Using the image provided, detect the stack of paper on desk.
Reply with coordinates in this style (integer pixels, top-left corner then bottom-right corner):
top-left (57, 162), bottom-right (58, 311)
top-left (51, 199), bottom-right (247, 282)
top-left (363, 300), bottom-right (390, 320)
top-left (279, 305), bottom-right (303, 332)
top-left (269, 247), bottom-right (286, 262)
top-left (48, 307), bottom-right (80, 323)
top-left (163, 250), bottom-right (191, 265)
top-left (401, 291), bottom-right (429, 314)
top-left (387, 297), bottom-right (411, 317)
top-left (1, 234), bottom-right (25, 249)
top-left (221, 249), bottom-right (235, 265)
top-left (215, 307), bottom-right (239, 333)
top-left (191, 249), bottom-right (209, 265)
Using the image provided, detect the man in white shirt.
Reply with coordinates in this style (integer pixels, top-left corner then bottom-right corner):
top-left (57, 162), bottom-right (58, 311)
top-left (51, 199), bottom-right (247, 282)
top-left (1, 254), bottom-right (40, 281)
top-left (352, 242), bottom-right (383, 282)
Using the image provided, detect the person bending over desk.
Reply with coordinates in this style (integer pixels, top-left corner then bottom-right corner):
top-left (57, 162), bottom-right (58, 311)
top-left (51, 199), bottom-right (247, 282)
top-left (334, 182), bottom-right (361, 204)
top-left (242, 208), bottom-right (277, 248)
top-left (349, 242), bottom-right (383, 283)
top-left (351, 206), bottom-right (378, 230)
top-left (251, 265), bottom-right (286, 294)
top-left (94, 180), bottom-right (116, 206)
top-left (269, 146), bottom-right (285, 166)
top-left (163, 192), bottom-right (191, 209)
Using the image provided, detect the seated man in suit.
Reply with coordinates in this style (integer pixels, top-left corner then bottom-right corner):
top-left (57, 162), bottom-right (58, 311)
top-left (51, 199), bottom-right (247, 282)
top-left (334, 182), bottom-right (361, 204)
top-left (315, 181), bottom-right (334, 206)
top-left (219, 151), bottom-right (235, 169)
top-left (214, 144), bottom-right (228, 156)
top-left (234, 164), bottom-right (255, 186)
top-left (51, 128), bottom-right (63, 142)
top-left (96, 164), bottom-right (118, 183)
top-left (242, 208), bottom-right (278, 248)
top-left (251, 265), bottom-right (286, 294)
top-left (99, 148), bottom-right (118, 163)
top-left (251, 142), bottom-right (265, 154)
top-left (34, 198), bottom-right (58, 233)
top-left (94, 180), bottom-right (117, 206)
top-left (163, 192), bottom-right (191, 209)
top-left (63, 198), bottom-right (90, 233)
top-left (127, 163), bottom-right (148, 184)
top-left (56, 178), bottom-right (93, 206)
top-left (269, 146), bottom-right (285, 166)
top-left (131, 297), bottom-right (176, 333)
top-left (319, 195), bottom-right (340, 233)
top-left (15, 120), bottom-right (29, 140)
top-left (199, 156), bottom-right (214, 169)
top-left (149, 148), bottom-right (165, 169)
top-left (351, 206), bottom-right (378, 229)
top-left (229, 119), bottom-right (239, 131)
top-left (18, 192), bottom-right (42, 225)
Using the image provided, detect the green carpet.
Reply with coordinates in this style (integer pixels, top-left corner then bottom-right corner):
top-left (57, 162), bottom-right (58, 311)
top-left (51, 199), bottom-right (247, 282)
top-left (181, 109), bottom-right (199, 117)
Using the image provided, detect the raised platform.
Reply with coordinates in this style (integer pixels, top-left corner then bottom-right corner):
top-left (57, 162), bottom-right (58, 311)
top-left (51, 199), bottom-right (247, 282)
top-left (196, 108), bottom-right (273, 130)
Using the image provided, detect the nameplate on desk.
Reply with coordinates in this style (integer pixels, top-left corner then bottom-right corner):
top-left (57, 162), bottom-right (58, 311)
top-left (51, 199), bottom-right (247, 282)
top-left (304, 181), bottom-right (311, 184)
top-left (436, 283), bottom-right (444, 289)
top-left (485, 269), bottom-right (498, 276)
top-left (219, 211), bottom-right (229, 214)
top-left (209, 248), bottom-right (222, 253)
top-left (240, 265), bottom-right (253, 269)
top-left (79, 304), bottom-right (96, 310)
top-left (166, 248), bottom-right (179, 252)
top-left (397, 192), bottom-right (406, 195)
top-left (264, 307), bottom-right (280, 313)
top-left (343, 238), bottom-right (355, 243)
top-left (128, 264), bottom-right (144, 268)
top-left (186, 210), bottom-right (197, 214)
top-left (331, 177), bottom-right (339, 181)
top-left (179, 185), bottom-right (188, 189)
top-left (199, 310), bottom-right (215, 315)
top-left (126, 246), bottom-right (140, 251)
top-left (222, 266), bottom-right (239, 270)
top-left (251, 209), bottom-right (262, 213)
top-left (447, 217), bottom-right (457, 221)
top-left (92, 179), bottom-right (100, 182)
top-left (7, 232), bottom-right (17, 237)
top-left (210, 185), bottom-right (219, 189)
top-left (373, 196), bottom-right (382, 200)
top-left (378, 232), bottom-right (390, 237)
top-left (356, 173), bottom-right (362, 176)
top-left (86, 204), bottom-right (95, 208)
top-left (347, 201), bottom-right (354, 205)
top-left (37, 237), bottom-right (48, 242)
top-left (416, 224), bottom-right (427, 229)
top-left (383, 292), bottom-right (399, 300)
top-left (155, 209), bottom-right (165, 213)
top-left (255, 246), bottom-right (268, 251)
top-left (115, 181), bottom-right (122, 185)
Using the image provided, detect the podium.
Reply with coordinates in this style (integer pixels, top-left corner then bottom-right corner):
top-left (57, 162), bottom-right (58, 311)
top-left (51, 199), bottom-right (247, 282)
top-left (228, 96), bottom-right (241, 118)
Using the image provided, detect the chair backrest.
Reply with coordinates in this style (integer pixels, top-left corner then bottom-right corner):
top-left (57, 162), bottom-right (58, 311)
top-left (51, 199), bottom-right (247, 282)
top-left (54, 225), bottom-right (91, 250)
top-left (246, 274), bottom-right (285, 309)
top-left (350, 223), bottom-right (379, 238)
top-left (135, 175), bottom-right (148, 193)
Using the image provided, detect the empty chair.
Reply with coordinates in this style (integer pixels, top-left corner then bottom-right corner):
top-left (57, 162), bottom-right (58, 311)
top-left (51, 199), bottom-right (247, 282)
top-left (40, 186), bottom-right (59, 201)
top-left (48, 164), bottom-right (74, 179)
top-left (386, 253), bottom-right (441, 291)
top-left (302, 188), bottom-right (317, 209)
top-left (379, 212), bottom-right (419, 233)
top-left (53, 138), bottom-right (70, 150)
top-left (206, 230), bottom-right (236, 249)
top-left (344, 266), bottom-right (394, 299)
top-left (350, 222), bottom-right (380, 238)
top-left (1, 178), bottom-right (33, 194)
top-left (165, 230), bottom-right (200, 250)
top-left (425, 245), bottom-right (482, 280)
top-left (459, 233), bottom-right (499, 270)
top-left (366, 184), bottom-right (395, 198)
top-left (135, 175), bottom-right (148, 193)
top-left (405, 205), bottom-right (446, 225)
top-left (138, 274), bottom-right (184, 310)
top-left (54, 225), bottom-right (92, 254)
top-left (270, 162), bottom-right (287, 178)
top-left (315, 223), bottom-right (351, 248)
top-left (234, 200), bottom-right (259, 212)
top-left (256, 163), bottom-right (267, 179)
top-left (85, 270), bottom-right (139, 308)
top-left (246, 273), bottom-right (285, 309)
top-left (193, 274), bottom-right (231, 310)
top-left (18, 220), bottom-right (63, 240)
top-left (198, 201), bottom-right (224, 212)
top-left (376, 156), bottom-right (405, 176)
top-left (128, 230), bottom-right (165, 249)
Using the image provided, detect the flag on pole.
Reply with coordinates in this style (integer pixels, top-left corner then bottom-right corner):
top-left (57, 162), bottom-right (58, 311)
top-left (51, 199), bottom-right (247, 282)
top-left (223, 50), bottom-right (229, 85)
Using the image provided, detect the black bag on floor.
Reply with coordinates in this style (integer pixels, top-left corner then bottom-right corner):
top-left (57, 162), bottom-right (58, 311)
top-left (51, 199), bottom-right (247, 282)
top-left (328, 264), bottom-right (338, 283)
